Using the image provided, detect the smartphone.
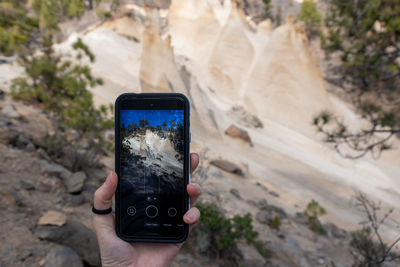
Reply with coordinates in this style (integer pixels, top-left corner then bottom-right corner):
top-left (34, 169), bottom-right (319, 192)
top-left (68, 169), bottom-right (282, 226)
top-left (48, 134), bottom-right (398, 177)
top-left (115, 93), bottom-right (190, 243)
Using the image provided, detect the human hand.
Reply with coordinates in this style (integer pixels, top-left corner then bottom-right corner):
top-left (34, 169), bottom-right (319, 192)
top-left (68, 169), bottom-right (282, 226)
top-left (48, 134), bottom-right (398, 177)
top-left (92, 153), bottom-right (201, 267)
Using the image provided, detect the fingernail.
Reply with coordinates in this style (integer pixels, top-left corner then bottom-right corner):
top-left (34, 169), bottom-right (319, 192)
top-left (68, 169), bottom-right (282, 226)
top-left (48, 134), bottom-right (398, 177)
top-left (104, 172), bottom-right (112, 185)
top-left (185, 212), bottom-right (195, 222)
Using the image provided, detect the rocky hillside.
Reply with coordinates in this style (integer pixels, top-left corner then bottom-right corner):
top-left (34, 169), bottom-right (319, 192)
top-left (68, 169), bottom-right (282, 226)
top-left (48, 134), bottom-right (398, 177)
top-left (0, 91), bottom-right (358, 267)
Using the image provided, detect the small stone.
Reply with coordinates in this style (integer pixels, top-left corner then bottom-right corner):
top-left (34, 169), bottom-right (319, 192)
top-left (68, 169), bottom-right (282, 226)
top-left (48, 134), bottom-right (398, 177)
top-left (39, 258), bottom-right (46, 266)
top-left (2, 189), bottom-right (24, 206)
top-left (230, 188), bottom-right (241, 199)
top-left (246, 199), bottom-right (257, 206)
top-left (277, 231), bottom-right (285, 239)
top-left (38, 211), bottom-right (67, 226)
top-left (256, 211), bottom-right (272, 224)
top-left (36, 148), bottom-right (51, 161)
top-left (210, 159), bottom-right (243, 176)
top-left (68, 194), bottom-right (84, 206)
top-left (257, 199), bottom-right (268, 210)
top-left (65, 172), bottom-right (87, 194)
top-left (15, 134), bottom-right (30, 148)
top-left (317, 258), bottom-right (325, 265)
top-left (255, 181), bottom-right (268, 191)
top-left (269, 205), bottom-right (287, 219)
top-left (327, 223), bottom-right (347, 239)
top-left (2, 104), bottom-right (20, 119)
top-left (225, 124), bottom-right (252, 146)
top-left (44, 245), bottom-right (83, 267)
top-left (269, 191), bottom-right (280, 198)
top-left (18, 250), bottom-right (32, 261)
top-left (20, 181), bottom-right (35, 190)
top-left (26, 142), bottom-right (35, 152)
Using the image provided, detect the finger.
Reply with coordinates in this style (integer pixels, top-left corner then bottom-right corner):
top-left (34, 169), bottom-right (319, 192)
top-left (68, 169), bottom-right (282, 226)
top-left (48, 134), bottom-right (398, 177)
top-left (183, 207), bottom-right (200, 225)
top-left (175, 207), bottom-right (201, 249)
top-left (187, 183), bottom-right (201, 207)
top-left (94, 171), bottom-right (117, 210)
top-left (190, 153), bottom-right (199, 174)
top-left (93, 172), bottom-right (118, 235)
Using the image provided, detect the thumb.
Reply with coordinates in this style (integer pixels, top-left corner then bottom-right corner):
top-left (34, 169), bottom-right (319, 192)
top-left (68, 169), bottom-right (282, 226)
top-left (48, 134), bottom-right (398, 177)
top-left (93, 171), bottom-right (118, 237)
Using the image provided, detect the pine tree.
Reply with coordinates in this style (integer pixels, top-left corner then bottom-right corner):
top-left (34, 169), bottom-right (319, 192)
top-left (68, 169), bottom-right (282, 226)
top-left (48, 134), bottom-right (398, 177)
top-left (315, 0), bottom-right (400, 158)
top-left (0, 0), bottom-right (38, 55)
top-left (11, 36), bottom-right (113, 146)
top-left (33, 0), bottom-right (59, 31)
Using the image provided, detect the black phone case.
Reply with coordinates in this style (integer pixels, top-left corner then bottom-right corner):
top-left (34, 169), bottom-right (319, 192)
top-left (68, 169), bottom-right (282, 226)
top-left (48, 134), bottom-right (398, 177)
top-left (114, 93), bottom-right (190, 243)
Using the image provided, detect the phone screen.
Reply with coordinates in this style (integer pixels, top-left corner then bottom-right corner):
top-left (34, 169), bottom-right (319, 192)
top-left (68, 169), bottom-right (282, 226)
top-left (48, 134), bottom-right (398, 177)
top-left (117, 97), bottom-right (188, 240)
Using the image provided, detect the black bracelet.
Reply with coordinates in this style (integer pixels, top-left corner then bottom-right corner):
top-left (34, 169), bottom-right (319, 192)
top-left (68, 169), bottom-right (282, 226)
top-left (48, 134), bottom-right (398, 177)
top-left (92, 205), bottom-right (112, 215)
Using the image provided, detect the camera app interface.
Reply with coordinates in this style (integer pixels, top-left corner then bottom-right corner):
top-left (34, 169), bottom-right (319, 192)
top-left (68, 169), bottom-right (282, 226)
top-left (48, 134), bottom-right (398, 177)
top-left (120, 109), bottom-right (185, 238)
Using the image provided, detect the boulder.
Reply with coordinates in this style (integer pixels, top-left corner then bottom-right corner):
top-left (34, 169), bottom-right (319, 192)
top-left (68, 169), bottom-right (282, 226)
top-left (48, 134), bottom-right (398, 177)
top-left (38, 211), bottom-right (67, 227)
top-left (44, 245), bottom-right (83, 267)
top-left (65, 172), bottom-right (87, 194)
top-left (0, 123), bottom-right (18, 145)
top-left (39, 160), bottom-right (72, 179)
top-left (256, 210), bottom-right (273, 225)
top-left (210, 159), bottom-right (243, 176)
top-left (224, 124), bottom-right (252, 146)
top-left (34, 219), bottom-right (100, 266)
top-left (1, 104), bottom-right (20, 119)
top-left (230, 188), bottom-right (241, 199)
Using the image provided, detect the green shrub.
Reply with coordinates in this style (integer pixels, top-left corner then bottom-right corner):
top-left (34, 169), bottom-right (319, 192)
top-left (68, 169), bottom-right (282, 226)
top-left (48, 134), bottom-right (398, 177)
top-left (41, 133), bottom-right (68, 159)
top-left (297, 0), bottom-right (322, 38)
top-left (252, 115), bottom-right (264, 128)
top-left (253, 240), bottom-right (272, 258)
top-left (96, 8), bottom-right (111, 20)
top-left (11, 36), bottom-right (113, 152)
top-left (197, 203), bottom-right (271, 264)
top-left (268, 215), bottom-right (281, 230)
top-left (304, 199), bottom-right (326, 234)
